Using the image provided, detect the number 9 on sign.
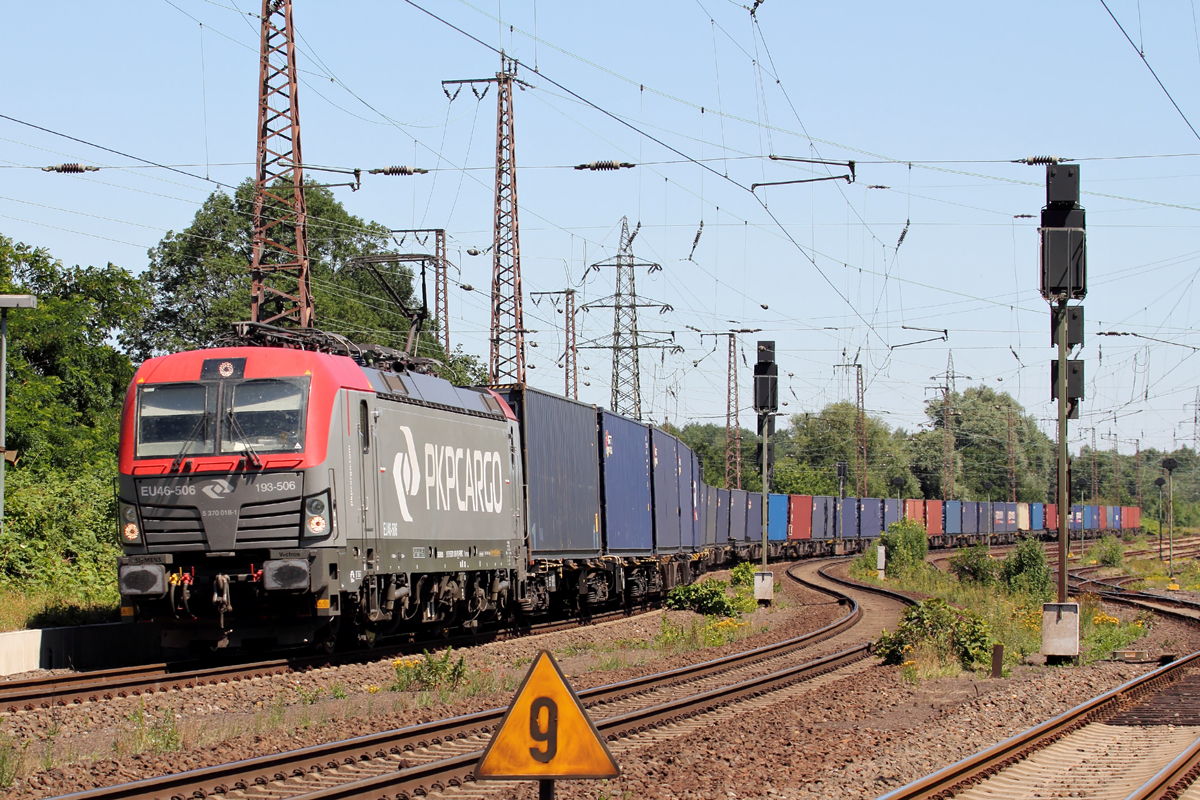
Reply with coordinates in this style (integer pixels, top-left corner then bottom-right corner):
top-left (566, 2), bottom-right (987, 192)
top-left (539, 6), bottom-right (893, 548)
top-left (529, 697), bottom-right (558, 762)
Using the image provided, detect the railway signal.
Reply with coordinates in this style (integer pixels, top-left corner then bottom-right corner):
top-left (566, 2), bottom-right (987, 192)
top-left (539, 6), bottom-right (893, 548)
top-left (1039, 161), bottom-right (1087, 660)
top-left (754, 341), bottom-right (778, 603)
top-left (476, 650), bottom-right (619, 798)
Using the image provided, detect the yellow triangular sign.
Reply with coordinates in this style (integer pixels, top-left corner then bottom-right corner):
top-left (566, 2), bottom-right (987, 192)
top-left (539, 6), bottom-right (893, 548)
top-left (475, 650), bottom-right (620, 780)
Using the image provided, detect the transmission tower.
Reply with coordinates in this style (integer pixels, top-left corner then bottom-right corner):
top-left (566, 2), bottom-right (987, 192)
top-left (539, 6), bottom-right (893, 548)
top-left (577, 218), bottom-right (673, 420)
top-left (444, 56), bottom-right (530, 383)
top-left (931, 352), bottom-right (967, 501)
top-left (727, 333), bottom-right (742, 490)
top-left (610, 218), bottom-right (643, 417)
top-left (836, 361), bottom-right (867, 497)
top-left (249, 0), bottom-right (310, 327)
top-left (530, 289), bottom-right (578, 400)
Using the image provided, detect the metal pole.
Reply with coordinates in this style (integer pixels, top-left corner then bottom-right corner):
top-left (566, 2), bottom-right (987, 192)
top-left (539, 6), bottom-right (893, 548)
top-left (1169, 469), bottom-right (1175, 579)
top-left (1056, 299), bottom-right (1069, 604)
top-left (1, 308), bottom-right (8, 529)
top-left (539, 779), bottom-right (554, 800)
top-left (1159, 486), bottom-right (1164, 560)
top-left (761, 422), bottom-right (769, 573)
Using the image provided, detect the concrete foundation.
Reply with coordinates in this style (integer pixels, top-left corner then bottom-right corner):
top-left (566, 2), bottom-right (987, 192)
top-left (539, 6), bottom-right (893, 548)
top-left (0, 622), bottom-right (160, 676)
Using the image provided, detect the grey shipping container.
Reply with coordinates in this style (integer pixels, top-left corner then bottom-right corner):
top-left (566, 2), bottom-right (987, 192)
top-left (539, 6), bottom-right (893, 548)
top-left (716, 487), bottom-right (731, 542)
top-left (598, 410), bottom-right (653, 554)
top-left (883, 498), bottom-right (901, 531)
top-left (729, 489), bottom-right (748, 542)
top-left (651, 429), bottom-right (680, 552)
top-left (705, 484), bottom-right (718, 545)
top-left (746, 492), bottom-right (763, 543)
top-left (677, 444), bottom-right (694, 551)
top-left (497, 386), bottom-right (601, 559)
top-left (962, 501), bottom-right (979, 534)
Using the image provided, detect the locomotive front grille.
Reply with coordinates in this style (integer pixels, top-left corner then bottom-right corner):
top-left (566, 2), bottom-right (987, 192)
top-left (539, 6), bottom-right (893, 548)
top-left (236, 497), bottom-right (303, 541)
top-left (141, 505), bottom-right (205, 545)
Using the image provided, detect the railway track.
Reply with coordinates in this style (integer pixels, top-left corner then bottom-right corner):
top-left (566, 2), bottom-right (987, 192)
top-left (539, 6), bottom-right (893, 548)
top-left (878, 650), bottom-right (1200, 800)
top-left (0, 606), bottom-right (664, 715)
top-left (53, 559), bottom-right (908, 800)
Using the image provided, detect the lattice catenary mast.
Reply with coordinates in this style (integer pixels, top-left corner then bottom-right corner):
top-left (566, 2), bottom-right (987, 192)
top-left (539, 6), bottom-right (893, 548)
top-left (610, 218), bottom-right (643, 418)
top-left (489, 57), bottom-right (526, 383)
top-left (249, 0), bottom-right (310, 328)
top-left (727, 333), bottom-right (742, 490)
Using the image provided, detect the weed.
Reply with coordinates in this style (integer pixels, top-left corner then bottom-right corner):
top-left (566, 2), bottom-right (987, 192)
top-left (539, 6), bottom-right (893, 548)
top-left (0, 732), bottom-right (29, 789)
top-left (331, 684), bottom-right (348, 700)
top-left (115, 698), bottom-right (181, 756)
top-left (391, 648), bottom-right (468, 692)
top-left (557, 642), bottom-right (597, 658)
top-left (590, 652), bottom-right (626, 672)
top-left (667, 578), bottom-right (739, 617)
top-left (1085, 536), bottom-right (1124, 568)
top-left (511, 655), bottom-right (533, 668)
top-left (950, 544), bottom-right (997, 585)
top-left (295, 684), bottom-right (323, 706)
top-left (876, 599), bottom-right (993, 673)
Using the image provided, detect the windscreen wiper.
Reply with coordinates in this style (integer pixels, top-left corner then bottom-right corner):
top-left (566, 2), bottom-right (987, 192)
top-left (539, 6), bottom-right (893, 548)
top-left (170, 412), bottom-right (210, 472)
top-left (226, 409), bottom-right (263, 469)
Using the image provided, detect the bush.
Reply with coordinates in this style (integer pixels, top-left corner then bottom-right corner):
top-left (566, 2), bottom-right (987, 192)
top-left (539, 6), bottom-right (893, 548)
top-left (666, 578), bottom-right (738, 617)
top-left (950, 543), bottom-right (997, 585)
top-left (875, 598), bottom-right (993, 671)
top-left (1001, 536), bottom-right (1052, 600)
top-left (730, 562), bottom-right (755, 587)
top-left (880, 518), bottom-right (929, 577)
top-left (1090, 535), bottom-right (1124, 568)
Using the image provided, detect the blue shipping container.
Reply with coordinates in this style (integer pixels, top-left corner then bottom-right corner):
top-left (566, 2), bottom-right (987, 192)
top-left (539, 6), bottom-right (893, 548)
top-left (945, 500), bottom-right (963, 535)
top-left (747, 492), bottom-right (763, 543)
top-left (860, 498), bottom-right (883, 538)
top-left (650, 429), bottom-right (680, 552)
top-left (1070, 505), bottom-right (1083, 530)
top-left (501, 386), bottom-right (601, 559)
top-left (729, 489), bottom-right (748, 542)
top-left (1004, 503), bottom-right (1017, 533)
top-left (768, 493), bottom-right (788, 541)
top-left (1084, 505), bottom-right (1097, 531)
top-left (838, 497), bottom-right (860, 538)
top-left (1032, 503), bottom-right (1044, 531)
top-left (962, 501), bottom-right (979, 534)
top-left (691, 452), bottom-right (702, 548)
top-left (599, 411), bottom-right (654, 554)
top-left (883, 498), bottom-right (901, 531)
top-left (811, 496), bottom-right (832, 539)
top-left (1113, 506), bottom-right (1122, 529)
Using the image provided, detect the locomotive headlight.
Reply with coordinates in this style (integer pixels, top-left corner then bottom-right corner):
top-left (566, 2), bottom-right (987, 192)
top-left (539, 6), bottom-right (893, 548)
top-left (302, 490), bottom-right (332, 538)
top-left (118, 503), bottom-right (141, 544)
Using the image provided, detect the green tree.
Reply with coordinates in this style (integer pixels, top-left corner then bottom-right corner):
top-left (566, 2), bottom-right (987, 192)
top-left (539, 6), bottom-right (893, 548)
top-left (130, 180), bottom-right (484, 384)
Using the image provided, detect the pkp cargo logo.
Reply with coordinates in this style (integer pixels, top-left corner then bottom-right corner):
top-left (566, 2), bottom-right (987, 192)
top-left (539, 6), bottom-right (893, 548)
top-left (202, 479), bottom-right (234, 500)
top-left (392, 426), bottom-right (421, 522)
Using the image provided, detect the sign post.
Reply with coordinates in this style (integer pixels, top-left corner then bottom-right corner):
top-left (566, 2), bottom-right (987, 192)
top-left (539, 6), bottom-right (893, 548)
top-left (476, 650), bottom-right (620, 798)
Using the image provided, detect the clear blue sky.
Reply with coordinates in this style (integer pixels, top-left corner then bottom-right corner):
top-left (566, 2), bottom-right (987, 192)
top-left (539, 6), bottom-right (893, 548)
top-left (3, 1), bottom-right (1200, 457)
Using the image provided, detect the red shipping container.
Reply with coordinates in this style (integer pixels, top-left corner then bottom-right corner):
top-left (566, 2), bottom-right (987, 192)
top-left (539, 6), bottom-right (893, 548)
top-left (1099, 506), bottom-right (1108, 530)
top-left (925, 500), bottom-right (944, 535)
top-left (788, 495), bottom-right (813, 540)
top-left (904, 499), bottom-right (925, 529)
top-left (1047, 504), bottom-right (1058, 530)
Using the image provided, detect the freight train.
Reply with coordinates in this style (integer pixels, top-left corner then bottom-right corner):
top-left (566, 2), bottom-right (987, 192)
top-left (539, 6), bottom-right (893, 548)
top-left (113, 327), bottom-right (1142, 655)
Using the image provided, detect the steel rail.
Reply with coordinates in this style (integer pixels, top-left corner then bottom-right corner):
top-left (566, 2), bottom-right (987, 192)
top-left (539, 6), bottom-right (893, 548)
top-left (877, 650), bottom-right (1200, 800)
top-left (52, 560), bottom-right (875, 800)
top-left (1124, 732), bottom-right (1200, 800)
top-left (1, 606), bottom-right (658, 714)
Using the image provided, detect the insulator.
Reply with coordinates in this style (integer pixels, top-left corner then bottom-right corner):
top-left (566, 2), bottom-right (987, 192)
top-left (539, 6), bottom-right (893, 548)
top-left (1019, 155), bottom-right (1061, 165)
top-left (368, 166), bottom-right (428, 176)
top-left (574, 160), bottom-right (635, 171)
top-left (43, 163), bottom-right (98, 173)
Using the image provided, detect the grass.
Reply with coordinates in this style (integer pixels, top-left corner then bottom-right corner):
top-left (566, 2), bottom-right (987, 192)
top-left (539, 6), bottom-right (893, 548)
top-left (0, 587), bottom-right (118, 632)
top-left (113, 698), bottom-right (181, 757)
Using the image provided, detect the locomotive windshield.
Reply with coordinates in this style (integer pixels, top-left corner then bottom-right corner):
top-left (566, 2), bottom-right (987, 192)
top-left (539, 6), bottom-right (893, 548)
top-left (136, 383), bottom-right (214, 458)
top-left (221, 378), bottom-right (307, 454)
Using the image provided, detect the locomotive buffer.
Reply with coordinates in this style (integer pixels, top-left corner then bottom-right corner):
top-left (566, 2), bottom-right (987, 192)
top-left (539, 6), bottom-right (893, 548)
top-left (476, 650), bottom-right (619, 799)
